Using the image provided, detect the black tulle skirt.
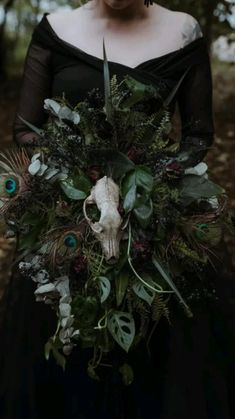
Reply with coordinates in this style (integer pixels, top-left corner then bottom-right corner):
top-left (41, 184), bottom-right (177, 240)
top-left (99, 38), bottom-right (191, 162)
top-left (1, 258), bottom-right (235, 419)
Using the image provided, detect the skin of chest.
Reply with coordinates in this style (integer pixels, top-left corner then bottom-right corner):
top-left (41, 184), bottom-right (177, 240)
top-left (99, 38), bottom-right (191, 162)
top-left (47, 2), bottom-right (201, 68)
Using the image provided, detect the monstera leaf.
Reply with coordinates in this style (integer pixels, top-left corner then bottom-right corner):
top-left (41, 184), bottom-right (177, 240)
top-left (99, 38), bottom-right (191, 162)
top-left (107, 311), bottom-right (135, 352)
top-left (97, 276), bottom-right (111, 303)
top-left (132, 273), bottom-right (156, 306)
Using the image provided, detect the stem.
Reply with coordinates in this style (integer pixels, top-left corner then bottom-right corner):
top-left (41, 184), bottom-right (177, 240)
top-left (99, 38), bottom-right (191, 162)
top-left (127, 223), bottom-right (173, 295)
top-left (94, 309), bottom-right (110, 330)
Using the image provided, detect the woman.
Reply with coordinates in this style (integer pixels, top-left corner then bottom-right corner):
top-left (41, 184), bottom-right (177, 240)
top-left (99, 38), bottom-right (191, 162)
top-left (1, 1), bottom-right (235, 419)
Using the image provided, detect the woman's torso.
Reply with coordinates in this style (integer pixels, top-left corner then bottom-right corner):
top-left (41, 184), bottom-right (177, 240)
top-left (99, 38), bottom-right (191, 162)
top-left (46, 3), bottom-right (197, 69)
top-left (31, 11), bottom-right (207, 110)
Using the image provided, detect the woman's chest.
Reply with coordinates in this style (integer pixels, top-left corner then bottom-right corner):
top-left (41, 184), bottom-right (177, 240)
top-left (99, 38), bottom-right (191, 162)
top-left (50, 51), bottom-right (180, 108)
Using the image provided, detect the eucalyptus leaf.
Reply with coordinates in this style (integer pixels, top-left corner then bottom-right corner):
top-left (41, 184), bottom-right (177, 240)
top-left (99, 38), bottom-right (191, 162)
top-left (98, 276), bottom-right (111, 303)
top-left (35, 283), bottom-right (56, 295)
top-left (60, 178), bottom-right (87, 200)
top-left (28, 159), bottom-right (41, 176)
top-left (44, 99), bottom-right (61, 115)
top-left (107, 311), bottom-right (135, 352)
top-left (179, 175), bottom-right (225, 206)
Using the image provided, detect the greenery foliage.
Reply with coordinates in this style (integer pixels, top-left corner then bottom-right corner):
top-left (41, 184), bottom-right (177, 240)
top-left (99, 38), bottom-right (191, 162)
top-left (0, 50), bottom-right (233, 380)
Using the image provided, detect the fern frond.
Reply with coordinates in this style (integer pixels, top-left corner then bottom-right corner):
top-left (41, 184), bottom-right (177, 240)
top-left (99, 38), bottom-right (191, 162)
top-left (151, 294), bottom-right (171, 324)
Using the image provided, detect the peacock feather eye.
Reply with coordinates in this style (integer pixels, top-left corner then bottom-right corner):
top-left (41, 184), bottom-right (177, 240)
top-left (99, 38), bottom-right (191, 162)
top-left (5, 177), bottom-right (18, 194)
top-left (63, 233), bottom-right (79, 249)
top-left (0, 174), bottom-right (20, 199)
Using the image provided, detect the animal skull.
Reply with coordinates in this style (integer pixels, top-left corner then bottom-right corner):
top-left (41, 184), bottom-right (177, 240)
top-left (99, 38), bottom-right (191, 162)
top-left (83, 176), bottom-right (124, 263)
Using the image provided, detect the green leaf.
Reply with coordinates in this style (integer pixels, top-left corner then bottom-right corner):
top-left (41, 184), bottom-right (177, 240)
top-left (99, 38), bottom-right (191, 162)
top-left (87, 364), bottom-right (100, 381)
top-left (152, 255), bottom-right (193, 317)
top-left (107, 311), bottom-right (135, 352)
top-left (18, 115), bottom-right (44, 137)
top-left (115, 271), bottom-right (129, 307)
top-left (103, 39), bottom-right (112, 122)
top-left (20, 211), bottom-right (40, 225)
top-left (132, 273), bottom-right (156, 305)
top-left (123, 184), bottom-right (137, 212)
top-left (18, 222), bottom-right (43, 251)
top-left (179, 175), bottom-right (225, 206)
top-left (122, 166), bottom-right (153, 213)
top-left (97, 276), bottom-right (111, 303)
top-left (122, 166), bottom-right (153, 195)
top-left (163, 67), bottom-right (191, 107)
top-left (72, 174), bottom-right (92, 194)
top-left (60, 178), bottom-right (87, 200)
top-left (133, 199), bottom-right (153, 228)
top-left (121, 76), bottom-right (159, 108)
top-left (92, 149), bottom-right (134, 180)
top-left (72, 296), bottom-right (99, 326)
top-left (119, 363), bottom-right (134, 386)
top-left (44, 338), bottom-right (66, 370)
top-left (45, 340), bottom-right (52, 361)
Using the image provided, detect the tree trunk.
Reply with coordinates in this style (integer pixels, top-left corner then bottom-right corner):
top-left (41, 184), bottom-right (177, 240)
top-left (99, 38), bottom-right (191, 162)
top-left (0, 0), bottom-right (17, 80)
top-left (203, 0), bottom-right (215, 49)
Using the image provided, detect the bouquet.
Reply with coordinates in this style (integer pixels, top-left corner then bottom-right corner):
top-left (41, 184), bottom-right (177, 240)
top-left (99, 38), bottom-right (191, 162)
top-left (0, 44), bottom-right (233, 382)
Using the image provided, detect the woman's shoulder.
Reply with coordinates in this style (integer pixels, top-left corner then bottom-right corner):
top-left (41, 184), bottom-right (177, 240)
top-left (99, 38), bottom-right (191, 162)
top-left (156, 6), bottom-right (203, 46)
top-left (45, 6), bottom-right (86, 33)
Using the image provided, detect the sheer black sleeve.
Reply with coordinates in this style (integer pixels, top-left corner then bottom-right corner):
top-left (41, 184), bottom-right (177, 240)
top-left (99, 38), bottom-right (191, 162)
top-left (13, 40), bottom-right (52, 146)
top-left (177, 40), bottom-right (215, 166)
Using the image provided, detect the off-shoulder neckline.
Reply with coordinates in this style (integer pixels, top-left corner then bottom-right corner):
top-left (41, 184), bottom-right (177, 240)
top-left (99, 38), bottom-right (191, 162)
top-left (42, 12), bottom-right (206, 71)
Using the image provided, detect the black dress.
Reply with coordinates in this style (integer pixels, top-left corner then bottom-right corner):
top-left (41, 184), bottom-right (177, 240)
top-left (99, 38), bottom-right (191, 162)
top-left (1, 12), bottom-right (235, 419)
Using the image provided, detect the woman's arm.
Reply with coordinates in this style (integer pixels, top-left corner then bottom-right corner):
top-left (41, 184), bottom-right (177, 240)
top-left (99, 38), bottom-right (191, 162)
top-left (13, 40), bottom-right (52, 146)
top-left (177, 17), bottom-right (215, 167)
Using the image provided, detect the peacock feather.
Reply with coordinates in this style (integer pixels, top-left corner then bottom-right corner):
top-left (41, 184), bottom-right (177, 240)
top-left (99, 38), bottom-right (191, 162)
top-left (0, 148), bottom-right (30, 214)
top-left (41, 224), bottom-right (86, 270)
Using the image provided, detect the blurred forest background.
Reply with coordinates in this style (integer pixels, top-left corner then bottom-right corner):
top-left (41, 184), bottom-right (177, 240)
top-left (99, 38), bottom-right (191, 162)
top-left (0, 0), bottom-right (235, 270)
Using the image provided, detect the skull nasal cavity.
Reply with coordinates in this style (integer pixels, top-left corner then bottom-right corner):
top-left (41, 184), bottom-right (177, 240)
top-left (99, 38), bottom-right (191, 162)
top-left (107, 256), bottom-right (118, 265)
